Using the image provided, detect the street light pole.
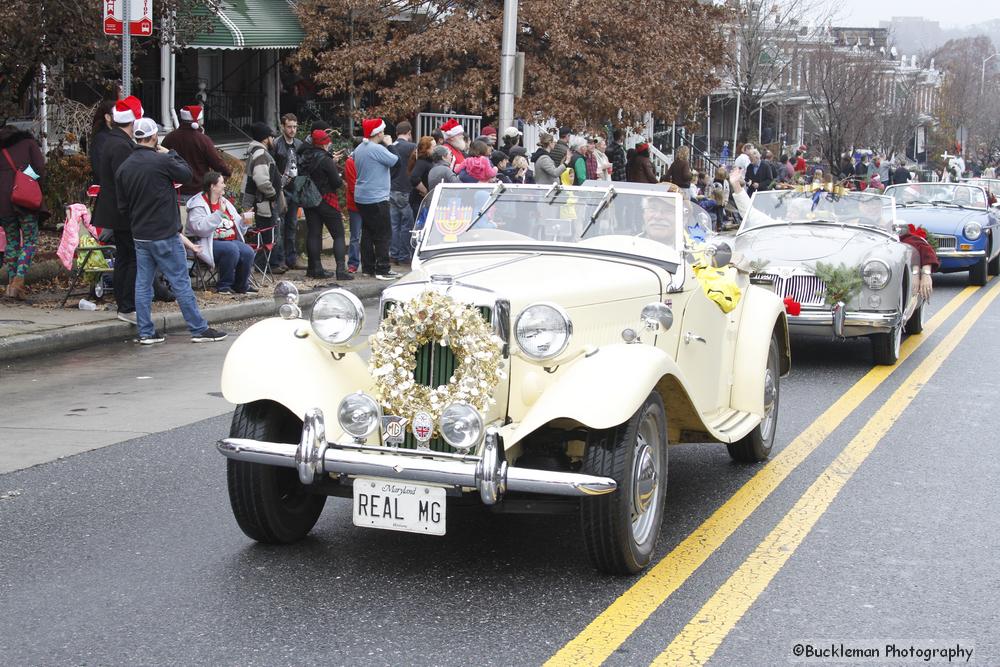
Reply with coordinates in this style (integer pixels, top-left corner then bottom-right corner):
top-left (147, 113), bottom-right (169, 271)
top-left (982, 53), bottom-right (996, 96)
top-left (498, 0), bottom-right (518, 134)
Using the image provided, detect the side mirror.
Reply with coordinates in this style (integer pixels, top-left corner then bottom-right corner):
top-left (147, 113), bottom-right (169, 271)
top-left (410, 227), bottom-right (425, 250)
top-left (706, 239), bottom-right (733, 268)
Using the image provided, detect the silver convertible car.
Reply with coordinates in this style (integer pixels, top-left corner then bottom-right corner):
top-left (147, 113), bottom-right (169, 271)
top-left (732, 186), bottom-right (925, 365)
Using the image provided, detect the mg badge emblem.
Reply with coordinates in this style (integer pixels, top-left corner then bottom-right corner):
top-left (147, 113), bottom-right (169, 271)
top-left (778, 267), bottom-right (793, 279)
top-left (381, 416), bottom-right (407, 446)
top-left (412, 411), bottom-right (434, 444)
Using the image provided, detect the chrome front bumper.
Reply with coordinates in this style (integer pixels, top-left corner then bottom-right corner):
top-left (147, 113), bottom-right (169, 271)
top-left (935, 249), bottom-right (986, 259)
top-left (789, 304), bottom-right (900, 337)
top-left (217, 408), bottom-right (617, 506)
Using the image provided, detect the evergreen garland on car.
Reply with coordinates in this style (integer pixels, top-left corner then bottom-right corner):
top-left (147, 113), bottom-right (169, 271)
top-left (813, 262), bottom-right (864, 305)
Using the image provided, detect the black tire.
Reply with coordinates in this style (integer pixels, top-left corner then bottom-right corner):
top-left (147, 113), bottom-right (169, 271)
top-left (988, 248), bottom-right (1000, 276)
top-left (227, 401), bottom-right (326, 543)
top-left (580, 392), bottom-right (668, 575)
top-left (904, 300), bottom-right (925, 335)
top-left (728, 334), bottom-right (780, 462)
top-left (969, 257), bottom-right (988, 286)
top-left (871, 323), bottom-right (902, 365)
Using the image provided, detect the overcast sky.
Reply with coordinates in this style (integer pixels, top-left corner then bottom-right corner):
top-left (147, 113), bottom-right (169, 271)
top-left (834, 0), bottom-right (998, 27)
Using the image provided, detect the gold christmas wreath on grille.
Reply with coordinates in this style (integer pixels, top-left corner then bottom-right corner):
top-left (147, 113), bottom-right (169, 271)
top-left (369, 290), bottom-right (505, 426)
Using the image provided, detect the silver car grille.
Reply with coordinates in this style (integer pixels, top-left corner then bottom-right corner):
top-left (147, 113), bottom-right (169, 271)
top-left (930, 234), bottom-right (957, 250)
top-left (758, 273), bottom-right (827, 306)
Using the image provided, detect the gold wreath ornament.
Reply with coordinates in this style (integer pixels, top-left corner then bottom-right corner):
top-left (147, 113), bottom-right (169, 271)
top-left (368, 290), bottom-right (506, 430)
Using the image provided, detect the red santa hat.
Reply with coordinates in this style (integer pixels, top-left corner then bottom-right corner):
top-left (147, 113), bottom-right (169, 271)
top-left (362, 118), bottom-right (386, 139)
top-left (440, 118), bottom-right (464, 139)
top-left (179, 105), bottom-right (203, 130)
top-left (112, 96), bottom-right (144, 124)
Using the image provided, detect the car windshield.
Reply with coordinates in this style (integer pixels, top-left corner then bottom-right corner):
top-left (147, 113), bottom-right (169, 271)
top-left (740, 189), bottom-right (896, 234)
top-left (886, 183), bottom-right (988, 210)
top-left (421, 184), bottom-right (684, 252)
top-left (961, 179), bottom-right (1000, 199)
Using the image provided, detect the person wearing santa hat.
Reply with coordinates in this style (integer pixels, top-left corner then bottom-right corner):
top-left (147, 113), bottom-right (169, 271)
top-left (439, 118), bottom-right (467, 171)
top-left (162, 104), bottom-right (231, 200)
top-left (352, 117), bottom-right (399, 280)
top-left (93, 95), bottom-right (143, 324)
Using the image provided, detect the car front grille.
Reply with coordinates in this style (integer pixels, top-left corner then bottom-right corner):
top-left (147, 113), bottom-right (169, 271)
top-left (930, 234), bottom-right (957, 250)
top-left (758, 274), bottom-right (827, 306)
top-left (380, 302), bottom-right (492, 452)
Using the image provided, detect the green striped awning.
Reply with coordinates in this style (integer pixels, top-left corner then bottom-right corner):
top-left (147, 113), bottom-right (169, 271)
top-left (188, 0), bottom-right (304, 50)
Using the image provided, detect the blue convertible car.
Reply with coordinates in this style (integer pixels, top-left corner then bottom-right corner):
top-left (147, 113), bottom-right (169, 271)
top-left (885, 182), bottom-right (1000, 285)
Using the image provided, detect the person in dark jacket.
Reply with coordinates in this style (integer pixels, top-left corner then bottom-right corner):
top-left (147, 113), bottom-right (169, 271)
top-left (746, 149), bottom-right (776, 193)
top-left (87, 100), bottom-right (115, 184)
top-left (297, 129), bottom-right (351, 279)
top-left (627, 143), bottom-right (658, 184)
top-left (0, 126), bottom-right (46, 300)
top-left (666, 145), bottom-right (693, 189)
top-left (93, 95), bottom-right (142, 322)
top-left (888, 162), bottom-right (910, 185)
top-left (161, 105), bottom-right (232, 198)
top-left (271, 113), bottom-right (304, 270)
top-left (407, 136), bottom-right (436, 218)
top-left (116, 117), bottom-right (227, 345)
top-left (606, 129), bottom-right (628, 182)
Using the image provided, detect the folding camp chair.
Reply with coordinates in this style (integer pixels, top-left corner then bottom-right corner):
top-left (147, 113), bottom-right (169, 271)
top-left (244, 224), bottom-right (278, 286)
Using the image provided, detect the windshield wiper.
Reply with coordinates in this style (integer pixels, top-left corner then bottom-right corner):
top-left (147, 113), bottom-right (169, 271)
top-left (466, 182), bottom-right (506, 229)
top-left (580, 186), bottom-right (616, 239)
top-left (544, 183), bottom-right (563, 203)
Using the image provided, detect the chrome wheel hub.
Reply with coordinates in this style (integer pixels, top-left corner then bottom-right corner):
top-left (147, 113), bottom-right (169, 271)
top-left (760, 367), bottom-right (777, 440)
top-left (630, 409), bottom-right (663, 545)
top-left (632, 441), bottom-right (657, 515)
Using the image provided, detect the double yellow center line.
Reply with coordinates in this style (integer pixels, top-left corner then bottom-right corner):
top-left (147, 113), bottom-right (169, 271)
top-left (546, 284), bottom-right (985, 667)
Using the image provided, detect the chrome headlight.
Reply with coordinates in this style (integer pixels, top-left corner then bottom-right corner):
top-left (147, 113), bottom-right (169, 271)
top-left (310, 289), bottom-right (365, 345)
top-left (862, 259), bottom-right (891, 290)
top-left (337, 392), bottom-right (381, 439)
top-left (514, 303), bottom-right (572, 360)
top-left (439, 403), bottom-right (484, 451)
top-left (274, 281), bottom-right (301, 319)
top-left (964, 221), bottom-right (983, 241)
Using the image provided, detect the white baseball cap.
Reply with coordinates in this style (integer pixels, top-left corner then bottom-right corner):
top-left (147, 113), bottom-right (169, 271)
top-left (133, 117), bottom-right (160, 139)
top-left (503, 126), bottom-right (522, 138)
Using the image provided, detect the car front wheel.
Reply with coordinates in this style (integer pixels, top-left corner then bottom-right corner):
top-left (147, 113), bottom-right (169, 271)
top-left (580, 392), bottom-right (668, 575)
top-left (970, 257), bottom-right (988, 286)
top-left (871, 322), bottom-right (902, 365)
top-left (227, 401), bottom-right (327, 544)
top-left (728, 333), bottom-right (780, 462)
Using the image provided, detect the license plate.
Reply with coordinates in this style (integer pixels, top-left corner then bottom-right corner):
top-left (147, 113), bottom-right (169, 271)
top-left (352, 477), bottom-right (446, 536)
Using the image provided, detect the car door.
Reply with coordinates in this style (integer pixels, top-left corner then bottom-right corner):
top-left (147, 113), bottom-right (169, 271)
top-left (674, 272), bottom-right (740, 414)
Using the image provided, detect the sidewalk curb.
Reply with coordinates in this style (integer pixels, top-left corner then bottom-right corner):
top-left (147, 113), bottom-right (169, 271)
top-left (0, 282), bottom-right (387, 363)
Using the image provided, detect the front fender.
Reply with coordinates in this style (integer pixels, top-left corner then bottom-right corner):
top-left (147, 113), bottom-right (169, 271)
top-left (730, 286), bottom-right (789, 417)
top-left (221, 318), bottom-right (373, 423)
top-left (503, 343), bottom-right (701, 445)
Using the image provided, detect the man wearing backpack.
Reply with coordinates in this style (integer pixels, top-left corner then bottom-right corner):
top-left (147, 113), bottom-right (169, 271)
top-left (271, 113), bottom-right (304, 271)
top-left (297, 129), bottom-right (351, 280)
top-left (242, 122), bottom-right (286, 274)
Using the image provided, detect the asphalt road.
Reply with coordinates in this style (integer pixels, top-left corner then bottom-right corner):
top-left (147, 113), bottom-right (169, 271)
top-left (1, 275), bottom-right (996, 666)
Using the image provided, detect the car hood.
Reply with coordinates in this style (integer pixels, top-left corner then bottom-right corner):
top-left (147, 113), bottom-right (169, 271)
top-left (395, 251), bottom-right (663, 308)
top-left (735, 224), bottom-right (894, 265)
top-left (895, 206), bottom-right (985, 236)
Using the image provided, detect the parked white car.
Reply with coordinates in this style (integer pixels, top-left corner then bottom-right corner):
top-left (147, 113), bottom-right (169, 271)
top-left (217, 182), bottom-right (790, 574)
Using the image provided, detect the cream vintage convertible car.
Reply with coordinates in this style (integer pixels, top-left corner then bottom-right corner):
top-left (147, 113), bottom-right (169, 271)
top-left (217, 182), bottom-right (790, 574)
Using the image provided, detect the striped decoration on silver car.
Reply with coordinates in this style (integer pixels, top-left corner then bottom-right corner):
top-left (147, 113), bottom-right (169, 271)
top-left (758, 273), bottom-right (828, 306)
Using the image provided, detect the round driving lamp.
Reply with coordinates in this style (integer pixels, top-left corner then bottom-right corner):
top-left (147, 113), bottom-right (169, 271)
top-left (273, 280), bottom-right (301, 319)
top-left (515, 303), bottom-right (572, 361)
top-left (964, 221), bottom-right (983, 241)
top-left (861, 259), bottom-right (891, 290)
top-left (337, 392), bottom-right (381, 439)
top-left (310, 289), bottom-right (365, 345)
top-left (439, 403), bottom-right (484, 451)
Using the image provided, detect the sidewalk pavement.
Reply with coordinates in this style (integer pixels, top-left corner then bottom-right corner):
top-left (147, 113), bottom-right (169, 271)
top-left (0, 276), bottom-right (390, 363)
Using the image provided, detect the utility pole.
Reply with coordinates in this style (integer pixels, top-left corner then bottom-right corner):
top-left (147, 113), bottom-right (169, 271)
top-left (982, 53), bottom-right (996, 96)
top-left (122, 0), bottom-right (132, 96)
top-left (498, 0), bottom-right (518, 133)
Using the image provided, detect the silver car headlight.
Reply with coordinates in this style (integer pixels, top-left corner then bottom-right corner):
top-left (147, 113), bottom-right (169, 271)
top-left (310, 289), bottom-right (365, 345)
top-left (439, 403), bottom-right (483, 451)
top-left (862, 259), bottom-right (891, 290)
top-left (337, 392), bottom-right (381, 439)
top-left (515, 303), bottom-right (572, 360)
top-left (964, 221), bottom-right (983, 241)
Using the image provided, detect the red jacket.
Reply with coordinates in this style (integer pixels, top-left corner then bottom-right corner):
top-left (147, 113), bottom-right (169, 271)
top-left (344, 157), bottom-right (358, 212)
top-left (161, 124), bottom-right (231, 196)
